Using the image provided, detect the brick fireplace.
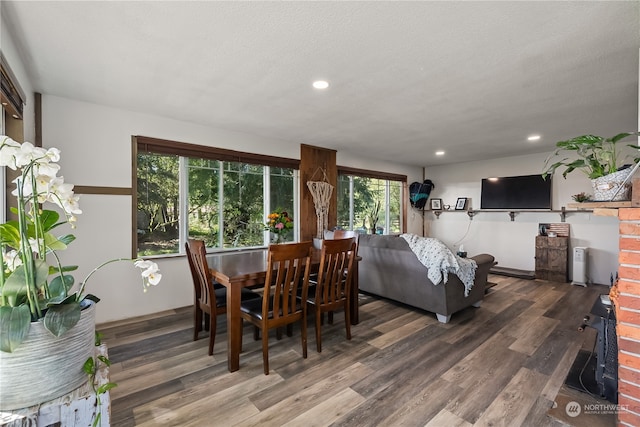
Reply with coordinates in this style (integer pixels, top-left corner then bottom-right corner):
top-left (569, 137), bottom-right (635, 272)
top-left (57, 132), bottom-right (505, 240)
top-left (617, 207), bottom-right (640, 426)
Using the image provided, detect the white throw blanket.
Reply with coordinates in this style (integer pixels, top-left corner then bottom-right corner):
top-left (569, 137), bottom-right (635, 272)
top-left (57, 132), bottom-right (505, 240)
top-left (400, 234), bottom-right (477, 296)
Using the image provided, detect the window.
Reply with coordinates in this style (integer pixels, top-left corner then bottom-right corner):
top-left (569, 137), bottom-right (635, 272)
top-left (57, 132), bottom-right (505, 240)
top-left (337, 167), bottom-right (405, 234)
top-left (135, 137), bottom-right (299, 257)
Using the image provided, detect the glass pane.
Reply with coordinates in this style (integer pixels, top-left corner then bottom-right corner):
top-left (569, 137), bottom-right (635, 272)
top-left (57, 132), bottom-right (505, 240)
top-left (137, 152), bottom-right (180, 256)
top-left (223, 161), bottom-right (264, 248)
top-left (188, 158), bottom-right (220, 247)
top-left (336, 175), bottom-right (351, 230)
top-left (270, 167), bottom-right (295, 243)
top-left (388, 180), bottom-right (402, 233)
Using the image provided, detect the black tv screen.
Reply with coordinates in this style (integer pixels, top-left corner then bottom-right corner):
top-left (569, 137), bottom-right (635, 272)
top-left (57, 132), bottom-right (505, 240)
top-left (481, 174), bottom-right (552, 209)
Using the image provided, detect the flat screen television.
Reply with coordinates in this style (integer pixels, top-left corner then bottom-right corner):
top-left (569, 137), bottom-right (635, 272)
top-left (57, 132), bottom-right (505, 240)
top-left (481, 174), bottom-right (552, 209)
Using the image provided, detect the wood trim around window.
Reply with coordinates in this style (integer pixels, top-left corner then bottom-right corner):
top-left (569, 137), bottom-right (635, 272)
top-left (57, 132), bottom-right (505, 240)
top-left (337, 165), bottom-right (407, 183)
top-left (134, 135), bottom-right (300, 169)
top-left (74, 186), bottom-right (132, 195)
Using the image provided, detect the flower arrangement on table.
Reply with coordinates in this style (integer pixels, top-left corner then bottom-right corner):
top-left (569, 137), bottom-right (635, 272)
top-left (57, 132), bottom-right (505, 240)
top-left (265, 210), bottom-right (294, 243)
top-left (0, 135), bottom-right (162, 353)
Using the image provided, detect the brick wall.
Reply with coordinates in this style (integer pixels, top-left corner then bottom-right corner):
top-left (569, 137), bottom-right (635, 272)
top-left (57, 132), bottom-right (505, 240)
top-left (617, 208), bottom-right (640, 426)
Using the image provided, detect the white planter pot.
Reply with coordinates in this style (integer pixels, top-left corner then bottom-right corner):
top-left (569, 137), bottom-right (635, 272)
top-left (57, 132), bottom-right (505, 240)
top-left (0, 302), bottom-right (96, 410)
top-left (591, 168), bottom-right (633, 201)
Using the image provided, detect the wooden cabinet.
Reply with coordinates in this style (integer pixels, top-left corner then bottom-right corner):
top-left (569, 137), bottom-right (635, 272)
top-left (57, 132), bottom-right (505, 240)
top-left (535, 236), bottom-right (568, 282)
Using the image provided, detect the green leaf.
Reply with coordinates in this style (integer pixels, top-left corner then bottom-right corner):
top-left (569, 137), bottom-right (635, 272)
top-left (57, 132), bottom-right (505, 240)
top-left (49, 265), bottom-right (79, 274)
top-left (97, 355), bottom-right (112, 366)
top-left (83, 356), bottom-right (95, 374)
top-left (0, 305), bottom-right (31, 352)
top-left (48, 274), bottom-right (75, 299)
top-left (0, 223), bottom-right (21, 248)
top-left (97, 382), bottom-right (117, 394)
top-left (57, 234), bottom-right (76, 246)
top-left (44, 232), bottom-right (67, 252)
top-left (39, 210), bottom-right (60, 232)
top-left (43, 302), bottom-right (81, 337)
top-left (83, 294), bottom-right (101, 304)
top-left (3, 260), bottom-right (52, 303)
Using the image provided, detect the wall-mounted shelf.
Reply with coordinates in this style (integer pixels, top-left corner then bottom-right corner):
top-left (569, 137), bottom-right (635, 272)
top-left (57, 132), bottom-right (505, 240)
top-left (428, 206), bottom-right (593, 222)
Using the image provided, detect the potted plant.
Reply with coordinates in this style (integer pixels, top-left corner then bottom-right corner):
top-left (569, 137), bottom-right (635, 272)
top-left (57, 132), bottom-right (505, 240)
top-left (0, 135), bottom-right (161, 412)
top-left (542, 132), bottom-right (640, 201)
top-left (265, 210), bottom-right (294, 243)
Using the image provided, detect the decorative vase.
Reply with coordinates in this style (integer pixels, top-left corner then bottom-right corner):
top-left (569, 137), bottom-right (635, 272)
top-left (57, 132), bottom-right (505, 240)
top-left (271, 233), bottom-right (285, 244)
top-left (591, 168), bottom-right (633, 201)
top-left (0, 301), bottom-right (96, 410)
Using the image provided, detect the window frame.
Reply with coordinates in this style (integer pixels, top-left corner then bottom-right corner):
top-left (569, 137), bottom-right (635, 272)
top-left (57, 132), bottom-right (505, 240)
top-left (336, 165), bottom-right (407, 235)
top-left (132, 136), bottom-right (300, 257)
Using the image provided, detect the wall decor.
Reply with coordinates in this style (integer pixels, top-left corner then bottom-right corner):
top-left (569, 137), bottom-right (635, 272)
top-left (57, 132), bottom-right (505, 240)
top-left (455, 197), bottom-right (468, 210)
top-left (430, 198), bottom-right (442, 210)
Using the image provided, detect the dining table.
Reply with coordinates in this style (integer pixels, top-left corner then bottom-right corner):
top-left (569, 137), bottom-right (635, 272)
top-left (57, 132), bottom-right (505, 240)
top-left (207, 247), bottom-right (360, 372)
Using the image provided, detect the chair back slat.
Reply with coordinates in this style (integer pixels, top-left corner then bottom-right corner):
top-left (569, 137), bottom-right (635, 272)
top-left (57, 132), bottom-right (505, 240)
top-left (264, 242), bottom-right (313, 320)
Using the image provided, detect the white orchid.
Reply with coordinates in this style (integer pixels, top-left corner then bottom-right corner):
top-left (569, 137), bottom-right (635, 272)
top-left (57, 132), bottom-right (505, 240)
top-left (3, 250), bottom-right (22, 272)
top-left (134, 259), bottom-right (162, 290)
top-left (0, 135), bottom-right (161, 354)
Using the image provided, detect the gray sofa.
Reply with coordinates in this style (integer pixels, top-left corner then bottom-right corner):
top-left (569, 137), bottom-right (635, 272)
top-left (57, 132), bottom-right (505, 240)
top-left (357, 234), bottom-right (495, 323)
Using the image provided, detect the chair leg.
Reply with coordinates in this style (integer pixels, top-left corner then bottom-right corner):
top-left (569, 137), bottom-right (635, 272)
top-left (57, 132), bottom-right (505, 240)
top-left (315, 308), bottom-right (322, 353)
top-left (287, 324), bottom-right (293, 337)
top-left (261, 326), bottom-right (270, 375)
top-left (253, 326), bottom-right (260, 341)
top-left (301, 316), bottom-right (308, 359)
top-left (344, 303), bottom-right (352, 340)
top-left (204, 313), bottom-right (210, 331)
top-left (208, 312), bottom-right (217, 356)
top-left (276, 328), bottom-right (283, 340)
top-left (328, 311), bottom-right (334, 324)
top-left (193, 307), bottom-right (202, 341)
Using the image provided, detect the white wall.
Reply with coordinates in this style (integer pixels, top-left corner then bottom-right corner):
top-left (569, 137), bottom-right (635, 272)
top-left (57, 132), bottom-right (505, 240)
top-left (1, 5), bottom-right (36, 141)
top-left (42, 95), bottom-right (423, 324)
top-left (424, 151), bottom-right (622, 286)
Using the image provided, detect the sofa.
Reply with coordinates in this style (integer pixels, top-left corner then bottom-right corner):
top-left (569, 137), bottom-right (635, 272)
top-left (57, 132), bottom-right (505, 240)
top-left (357, 234), bottom-right (495, 323)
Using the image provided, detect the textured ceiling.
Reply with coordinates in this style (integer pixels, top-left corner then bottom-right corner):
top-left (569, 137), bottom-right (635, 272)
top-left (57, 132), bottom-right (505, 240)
top-left (2, 1), bottom-right (639, 167)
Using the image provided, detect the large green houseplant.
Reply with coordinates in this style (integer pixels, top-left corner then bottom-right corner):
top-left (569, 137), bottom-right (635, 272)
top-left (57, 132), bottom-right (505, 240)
top-left (0, 135), bottom-right (161, 411)
top-left (542, 132), bottom-right (640, 201)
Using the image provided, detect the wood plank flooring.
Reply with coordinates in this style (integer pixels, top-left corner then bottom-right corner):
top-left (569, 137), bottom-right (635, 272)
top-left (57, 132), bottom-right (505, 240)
top-left (102, 275), bottom-right (614, 426)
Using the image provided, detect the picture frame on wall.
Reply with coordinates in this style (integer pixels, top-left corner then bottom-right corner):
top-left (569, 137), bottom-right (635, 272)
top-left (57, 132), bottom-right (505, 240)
top-left (430, 198), bottom-right (442, 210)
top-left (455, 197), bottom-right (467, 210)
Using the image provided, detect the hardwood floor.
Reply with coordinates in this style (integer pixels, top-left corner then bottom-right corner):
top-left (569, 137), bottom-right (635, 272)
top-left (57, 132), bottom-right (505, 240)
top-left (102, 275), bottom-right (614, 426)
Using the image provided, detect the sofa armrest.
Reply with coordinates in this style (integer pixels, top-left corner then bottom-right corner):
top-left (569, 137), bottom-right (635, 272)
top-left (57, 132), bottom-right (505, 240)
top-left (470, 253), bottom-right (495, 288)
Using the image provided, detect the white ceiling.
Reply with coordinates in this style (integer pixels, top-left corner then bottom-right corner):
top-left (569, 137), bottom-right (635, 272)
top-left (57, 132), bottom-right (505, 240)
top-left (2, 1), bottom-right (639, 167)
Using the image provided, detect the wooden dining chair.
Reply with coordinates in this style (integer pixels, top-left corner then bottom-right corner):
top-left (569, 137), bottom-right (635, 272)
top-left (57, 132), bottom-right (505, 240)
top-left (186, 239), bottom-right (260, 355)
top-left (240, 241), bottom-right (313, 375)
top-left (332, 229), bottom-right (357, 239)
top-left (186, 241), bottom-right (220, 340)
top-left (307, 237), bottom-right (357, 352)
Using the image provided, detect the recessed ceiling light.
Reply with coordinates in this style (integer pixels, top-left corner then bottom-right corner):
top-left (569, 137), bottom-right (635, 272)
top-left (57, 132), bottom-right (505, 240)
top-left (312, 80), bottom-right (329, 89)
top-left (435, 150), bottom-right (445, 156)
top-left (527, 135), bottom-right (541, 141)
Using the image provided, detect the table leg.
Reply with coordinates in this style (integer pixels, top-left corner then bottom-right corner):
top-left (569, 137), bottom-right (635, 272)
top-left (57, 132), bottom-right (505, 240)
top-left (226, 281), bottom-right (242, 372)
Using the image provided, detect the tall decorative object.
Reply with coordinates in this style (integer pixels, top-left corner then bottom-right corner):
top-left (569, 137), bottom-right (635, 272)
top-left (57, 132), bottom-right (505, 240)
top-left (307, 178), bottom-right (334, 240)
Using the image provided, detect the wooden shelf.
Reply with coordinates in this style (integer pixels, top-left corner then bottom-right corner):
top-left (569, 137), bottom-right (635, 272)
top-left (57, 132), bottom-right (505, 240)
top-left (567, 201), bottom-right (632, 218)
top-left (428, 207), bottom-right (593, 222)
top-left (567, 201), bottom-right (631, 209)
